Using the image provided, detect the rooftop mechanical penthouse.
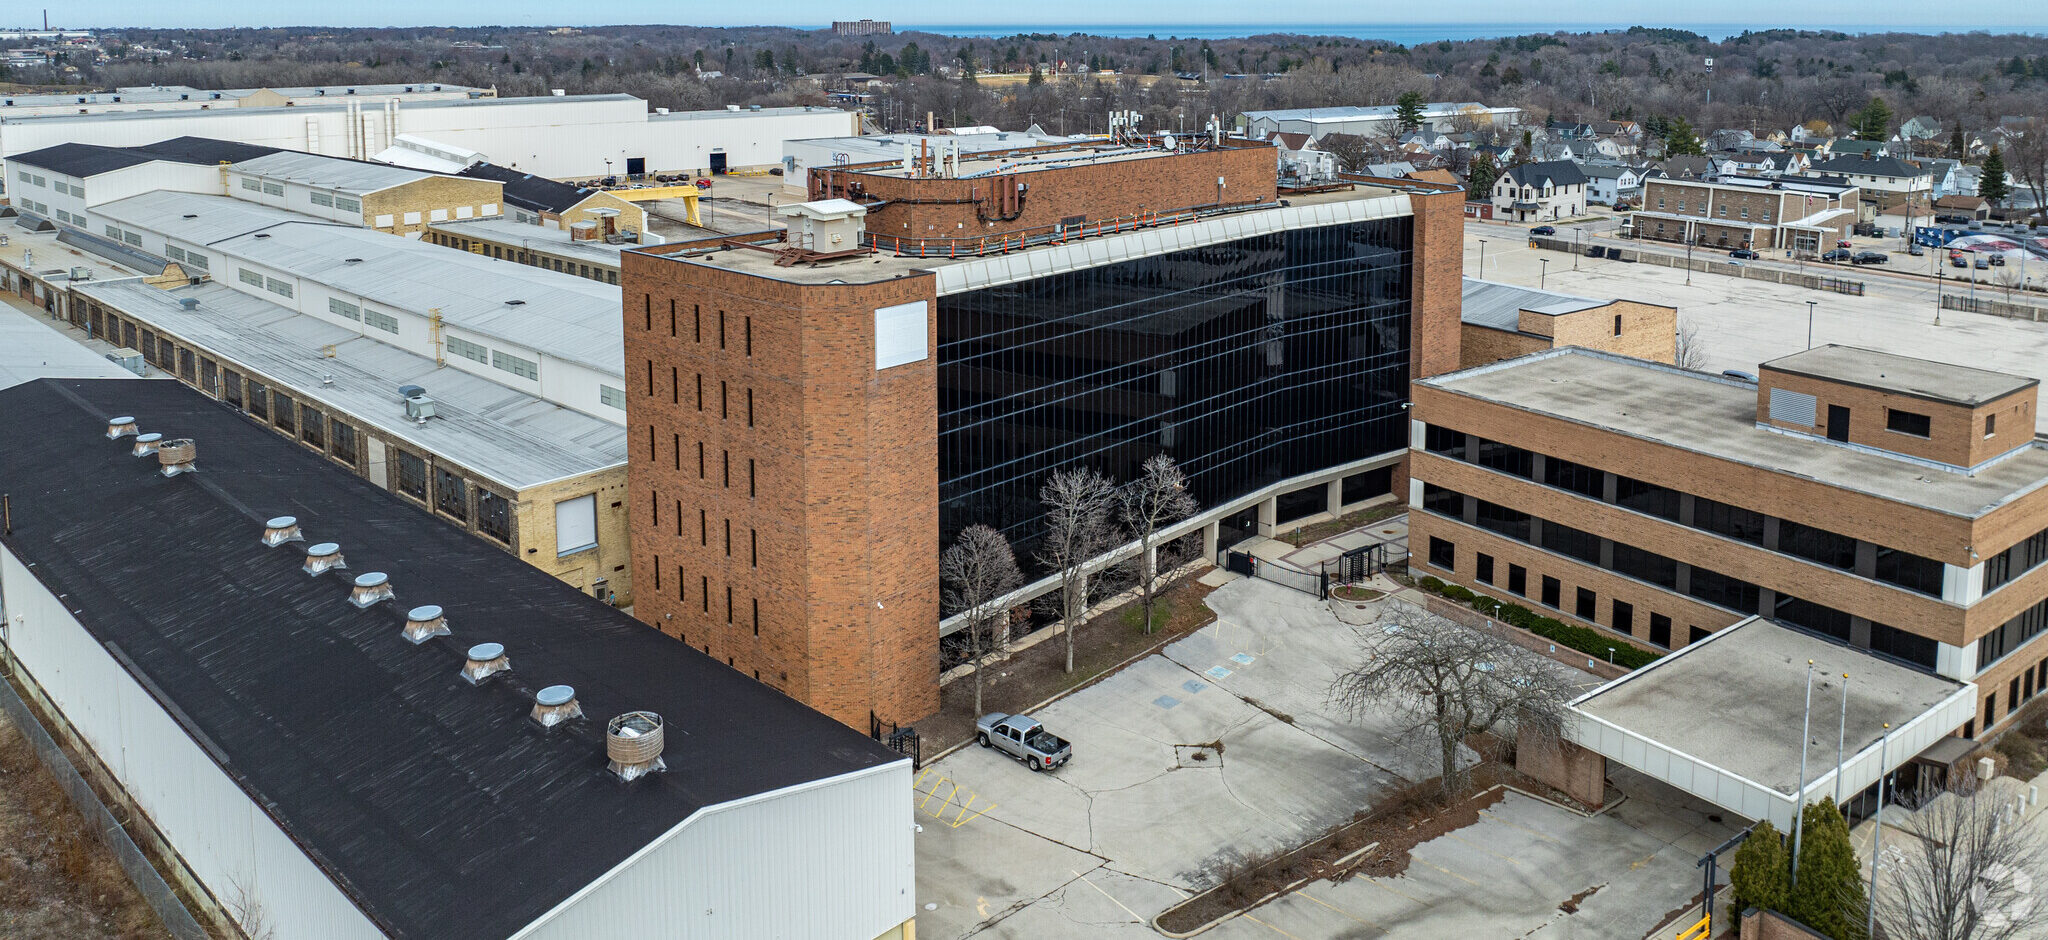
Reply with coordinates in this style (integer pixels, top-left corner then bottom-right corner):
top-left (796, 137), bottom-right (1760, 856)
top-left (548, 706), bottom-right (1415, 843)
top-left (620, 136), bottom-right (1467, 727)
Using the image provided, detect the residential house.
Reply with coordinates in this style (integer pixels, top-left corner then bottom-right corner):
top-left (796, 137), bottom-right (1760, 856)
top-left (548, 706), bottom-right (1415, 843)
top-left (1582, 163), bottom-right (1647, 206)
top-left (1826, 139), bottom-right (1889, 159)
top-left (1653, 155), bottom-right (1717, 181)
top-left (1493, 160), bottom-right (1589, 221)
top-left (1808, 153), bottom-right (1934, 202)
top-left (1708, 129), bottom-right (1756, 152)
top-left (1926, 158), bottom-right (1963, 198)
top-left (1897, 116), bottom-right (1943, 144)
top-left (1933, 194), bottom-right (1990, 221)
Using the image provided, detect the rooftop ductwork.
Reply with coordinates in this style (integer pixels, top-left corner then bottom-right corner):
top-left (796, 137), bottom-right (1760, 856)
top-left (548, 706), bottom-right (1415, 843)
top-left (531, 685), bottom-right (582, 727)
top-left (157, 439), bottom-right (197, 476)
top-left (131, 432), bottom-right (163, 457)
top-left (303, 542), bottom-right (345, 575)
top-left (607, 712), bottom-right (666, 781)
top-left (349, 571), bottom-right (393, 608)
top-left (105, 415), bottom-right (138, 439)
top-left (461, 642), bottom-right (510, 684)
top-left (403, 605), bottom-right (450, 644)
top-left (262, 515), bottom-right (304, 546)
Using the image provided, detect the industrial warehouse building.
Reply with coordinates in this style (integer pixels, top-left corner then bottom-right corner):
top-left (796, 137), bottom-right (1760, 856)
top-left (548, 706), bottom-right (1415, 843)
top-left (0, 81), bottom-right (492, 120)
top-left (0, 377), bottom-right (915, 940)
top-left (620, 137), bottom-right (1466, 727)
top-left (1409, 346), bottom-right (2048, 740)
top-left (2, 93), bottom-right (858, 187)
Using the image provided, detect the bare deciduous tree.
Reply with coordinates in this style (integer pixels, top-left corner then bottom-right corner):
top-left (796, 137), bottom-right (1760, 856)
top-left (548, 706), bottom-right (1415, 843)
top-left (1037, 467), bottom-right (1119, 675)
top-left (1327, 603), bottom-right (1578, 799)
top-left (1873, 781), bottom-right (2048, 940)
top-left (1121, 454), bottom-right (1199, 634)
top-left (942, 524), bottom-right (1023, 716)
top-left (1675, 316), bottom-right (1709, 370)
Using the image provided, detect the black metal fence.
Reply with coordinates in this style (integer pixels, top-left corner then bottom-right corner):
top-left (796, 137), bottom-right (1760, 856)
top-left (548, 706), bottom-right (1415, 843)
top-left (0, 657), bottom-right (209, 940)
top-left (1221, 550), bottom-right (1328, 599)
top-left (869, 711), bottom-right (921, 769)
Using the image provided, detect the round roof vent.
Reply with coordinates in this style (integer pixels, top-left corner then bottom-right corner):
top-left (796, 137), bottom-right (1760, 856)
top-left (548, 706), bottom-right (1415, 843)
top-left (182, 213), bottom-right (198, 219)
top-left (504, 299), bottom-right (526, 306)
top-left (349, 571), bottom-right (394, 608)
top-left (135, 432), bottom-right (163, 443)
top-left (308, 541), bottom-right (339, 555)
top-left (253, 233), bottom-right (271, 239)
top-left (410, 604), bottom-right (443, 621)
top-left (261, 516), bottom-right (304, 547)
top-left (532, 684), bottom-right (583, 728)
top-left (355, 572), bottom-right (388, 588)
top-left (131, 433), bottom-right (163, 457)
top-left (536, 685), bottom-right (575, 707)
top-left (303, 542), bottom-right (345, 575)
top-left (468, 642), bottom-right (503, 660)
top-left (403, 604), bottom-right (449, 644)
top-left (267, 515), bottom-right (297, 529)
top-left (345, 257), bottom-right (363, 263)
top-left (462, 643), bottom-right (511, 684)
top-left (105, 416), bottom-right (139, 439)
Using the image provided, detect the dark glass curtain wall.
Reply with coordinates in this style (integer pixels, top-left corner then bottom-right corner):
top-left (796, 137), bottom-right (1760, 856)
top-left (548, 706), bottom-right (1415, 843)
top-left (937, 216), bottom-right (1414, 558)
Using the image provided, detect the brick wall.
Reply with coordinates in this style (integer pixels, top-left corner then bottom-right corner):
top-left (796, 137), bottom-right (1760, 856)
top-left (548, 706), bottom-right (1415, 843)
top-left (1458, 325), bottom-right (1551, 368)
top-left (1409, 188), bottom-right (1467, 380)
top-left (1758, 368), bottom-right (2033, 469)
top-left (1514, 726), bottom-right (1606, 808)
top-left (832, 145), bottom-right (1278, 243)
top-left (622, 252), bottom-right (941, 728)
top-left (363, 176), bottom-right (504, 236)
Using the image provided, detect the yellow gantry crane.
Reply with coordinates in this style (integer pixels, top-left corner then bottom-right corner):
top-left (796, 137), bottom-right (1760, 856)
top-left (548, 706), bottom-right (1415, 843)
top-left (604, 185), bottom-right (703, 228)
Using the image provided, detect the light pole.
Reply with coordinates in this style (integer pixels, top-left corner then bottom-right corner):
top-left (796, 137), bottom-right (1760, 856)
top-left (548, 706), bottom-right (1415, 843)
top-left (1791, 659), bottom-right (1816, 888)
top-left (1832, 672), bottom-right (1849, 805)
top-left (1478, 238), bottom-right (1487, 278)
top-left (1806, 300), bottom-right (1817, 350)
top-left (1936, 267), bottom-right (1944, 326)
top-left (1866, 722), bottom-right (1892, 940)
top-left (1540, 258), bottom-right (1549, 290)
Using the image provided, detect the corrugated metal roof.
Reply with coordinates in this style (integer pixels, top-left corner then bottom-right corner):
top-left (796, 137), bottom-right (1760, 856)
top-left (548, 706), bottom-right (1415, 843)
top-left (427, 216), bottom-right (627, 264)
top-left (95, 190), bottom-right (333, 245)
top-left (0, 305), bottom-right (139, 390)
top-left (1460, 277), bottom-right (1607, 331)
top-left (208, 223), bottom-right (626, 374)
top-left (233, 150), bottom-right (441, 194)
top-left (74, 278), bottom-right (625, 489)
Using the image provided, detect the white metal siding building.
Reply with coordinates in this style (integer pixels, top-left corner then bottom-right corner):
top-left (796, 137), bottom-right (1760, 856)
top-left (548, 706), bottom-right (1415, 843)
top-left (0, 377), bottom-right (916, 940)
top-left (3, 95), bottom-right (858, 186)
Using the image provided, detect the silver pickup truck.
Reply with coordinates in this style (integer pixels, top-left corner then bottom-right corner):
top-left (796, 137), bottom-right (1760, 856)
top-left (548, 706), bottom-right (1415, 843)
top-left (975, 713), bottom-right (1072, 772)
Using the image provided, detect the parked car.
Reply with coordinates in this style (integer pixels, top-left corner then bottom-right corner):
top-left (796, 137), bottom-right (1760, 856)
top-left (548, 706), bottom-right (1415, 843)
top-left (692, 178), bottom-right (713, 189)
top-left (1821, 248), bottom-right (1853, 262)
top-left (1529, 225), bottom-right (1557, 236)
top-left (1990, 253), bottom-right (2007, 266)
top-left (1935, 213), bottom-right (1973, 225)
top-left (1908, 243), bottom-right (1925, 256)
top-left (1953, 254), bottom-right (1971, 268)
top-left (1976, 256), bottom-right (1992, 269)
top-left (1852, 251), bottom-right (1889, 265)
top-left (1729, 248), bottom-right (1761, 260)
top-left (977, 713), bottom-right (1072, 771)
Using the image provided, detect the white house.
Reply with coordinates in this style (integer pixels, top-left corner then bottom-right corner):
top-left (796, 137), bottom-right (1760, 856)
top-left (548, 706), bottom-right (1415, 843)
top-left (1582, 163), bottom-right (1646, 205)
top-left (1493, 160), bottom-right (1590, 221)
top-left (1808, 153), bottom-right (1934, 197)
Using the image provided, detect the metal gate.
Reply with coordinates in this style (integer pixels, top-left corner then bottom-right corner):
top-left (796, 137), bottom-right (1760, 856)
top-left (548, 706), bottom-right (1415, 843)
top-left (1224, 551), bottom-right (1327, 599)
top-left (870, 712), bottom-right (921, 769)
top-left (1338, 543), bottom-right (1387, 583)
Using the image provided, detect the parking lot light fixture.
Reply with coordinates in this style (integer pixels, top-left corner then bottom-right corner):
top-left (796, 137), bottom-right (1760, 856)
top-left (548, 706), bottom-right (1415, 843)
top-left (1806, 300), bottom-right (1817, 350)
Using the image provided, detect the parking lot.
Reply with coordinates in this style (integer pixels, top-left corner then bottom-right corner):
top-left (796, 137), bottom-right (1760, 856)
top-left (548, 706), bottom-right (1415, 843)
top-left (1465, 220), bottom-right (2048, 431)
top-left (913, 576), bottom-right (1738, 938)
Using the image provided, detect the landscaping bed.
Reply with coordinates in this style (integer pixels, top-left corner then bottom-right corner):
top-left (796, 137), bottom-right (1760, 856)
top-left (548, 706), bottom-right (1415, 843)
top-left (1153, 760), bottom-right (1561, 935)
top-left (1284, 502), bottom-right (1405, 547)
top-left (920, 577), bottom-right (1219, 754)
top-left (1414, 575), bottom-right (1661, 669)
top-left (1332, 585), bottom-right (1384, 602)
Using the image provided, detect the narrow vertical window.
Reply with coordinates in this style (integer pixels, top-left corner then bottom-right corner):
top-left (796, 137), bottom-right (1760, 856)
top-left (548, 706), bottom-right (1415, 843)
top-left (646, 360), bottom-right (654, 396)
top-left (672, 433), bottom-right (680, 470)
top-left (670, 366), bottom-right (678, 403)
top-left (719, 311), bottom-right (727, 349)
top-left (698, 441), bottom-right (705, 478)
top-left (643, 295), bottom-right (651, 331)
top-left (677, 564), bottom-right (685, 600)
top-left (694, 305), bottom-right (701, 342)
top-left (724, 518), bottom-right (732, 556)
top-left (651, 491), bottom-right (659, 526)
top-left (745, 316), bottom-right (752, 356)
top-left (696, 374), bottom-right (703, 410)
top-left (721, 381), bottom-right (728, 419)
top-left (700, 509), bottom-right (707, 545)
top-left (648, 424), bottom-right (655, 460)
top-left (723, 450), bottom-right (730, 487)
top-left (753, 598), bottom-right (759, 636)
top-left (747, 388), bottom-right (755, 427)
top-left (750, 529), bottom-right (757, 567)
top-left (669, 299), bottom-right (677, 337)
top-left (726, 585), bottom-right (733, 622)
top-left (748, 459), bottom-right (756, 497)
top-left (674, 499), bottom-right (682, 536)
top-left (654, 555), bottom-right (661, 592)
top-left (701, 576), bottom-right (709, 611)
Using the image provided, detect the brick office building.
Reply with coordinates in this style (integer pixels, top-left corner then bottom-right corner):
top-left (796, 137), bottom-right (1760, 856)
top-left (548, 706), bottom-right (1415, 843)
top-left (1410, 345), bottom-right (2048, 738)
top-left (1458, 278), bottom-right (1677, 368)
top-left (621, 140), bottom-right (1467, 727)
top-left (1631, 174), bottom-right (1859, 252)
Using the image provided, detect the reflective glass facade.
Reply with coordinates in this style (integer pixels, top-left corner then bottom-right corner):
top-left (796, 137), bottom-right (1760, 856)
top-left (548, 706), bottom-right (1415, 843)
top-left (937, 217), bottom-right (1414, 553)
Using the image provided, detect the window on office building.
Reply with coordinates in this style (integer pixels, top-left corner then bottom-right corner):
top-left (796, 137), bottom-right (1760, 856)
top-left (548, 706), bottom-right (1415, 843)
top-left (1612, 543), bottom-right (1679, 589)
top-left (1874, 546), bottom-right (1944, 597)
top-left (1507, 565), bottom-right (1527, 596)
top-left (1476, 553), bottom-right (1495, 584)
top-left (1421, 482), bottom-right (1463, 517)
top-left (1886, 409), bottom-right (1932, 437)
top-left (1539, 521), bottom-right (1603, 565)
top-left (300, 405), bottom-right (324, 448)
top-left (363, 309), bottom-right (400, 334)
top-left (1779, 519), bottom-right (1856, 570)
top-left (1612, 475), bottom-right (1680, 521)
top-left (1541, 576), bottom-right (1560, 608)
top-left (1612, 600), bottom-right (1634, 635)
top-left (1475, 438), bottom-right (1534, 478)
top-left (1649, 614), bottom-right (1673, 648)
top-left (1542, 456), bottom-right (1605, 499)
top-left (1429, 537), bottom-right (1456, 571)
top-left (1693, 496), bottom-right (1766, 545)
top-left (272, 391), bottom-right (295, 433)
top-left (1576, 587), bottom-right (1597, 620)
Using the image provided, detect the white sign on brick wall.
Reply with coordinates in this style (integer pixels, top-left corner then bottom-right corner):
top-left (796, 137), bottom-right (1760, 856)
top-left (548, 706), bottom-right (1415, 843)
top-left (874, 300), bottom-right (928, 370)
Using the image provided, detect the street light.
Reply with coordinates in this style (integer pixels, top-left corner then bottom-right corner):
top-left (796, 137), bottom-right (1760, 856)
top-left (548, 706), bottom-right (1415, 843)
top-left (1478, 238), bottom-right (1488, 277)
top-left (1805, 300), bottom-right (1817, 350)
top-left (1540, 258), bottom-right (1549, 290)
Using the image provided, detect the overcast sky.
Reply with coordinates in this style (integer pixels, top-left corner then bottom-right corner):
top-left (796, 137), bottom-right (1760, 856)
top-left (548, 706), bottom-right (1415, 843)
top-left (26, 3), bottom-right (2041, 31)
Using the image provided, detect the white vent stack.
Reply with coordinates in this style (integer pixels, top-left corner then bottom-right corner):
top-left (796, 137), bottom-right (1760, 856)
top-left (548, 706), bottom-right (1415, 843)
top-left (131, 432), bottom-right (163, 457)
top-left (156, 439), bottom-right (197, 476)
top-left (349, 571), bottom-right (394, 608)
top-left (302, 542), bottom-right (345, 575)
top-left (403, 605), bottom-right (449, 644)
top-left (531, 685), bottom-right (582, 727)
top-left (461, 642), bottom-right (510, 684)
top-left (105, 415), bottom-right (138, 439)
top-left (261, 515), bottom-right (304, 546)
top-left (607, 711), bottom-right (666, 781)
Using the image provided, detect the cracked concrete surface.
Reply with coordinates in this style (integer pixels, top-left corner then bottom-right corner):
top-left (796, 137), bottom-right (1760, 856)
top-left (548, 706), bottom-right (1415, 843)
top-left (913, 578), bottom-right (1737, 939)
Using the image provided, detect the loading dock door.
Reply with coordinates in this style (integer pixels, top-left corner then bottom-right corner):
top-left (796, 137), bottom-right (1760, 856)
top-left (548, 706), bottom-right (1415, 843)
top-left (625, 157), bottom-right (645, 177)
top-left (709, 152), bottom-right (728, 175)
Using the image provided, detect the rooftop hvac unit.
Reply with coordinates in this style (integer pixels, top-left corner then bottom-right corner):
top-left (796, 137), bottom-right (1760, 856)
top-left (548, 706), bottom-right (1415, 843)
top-left (105, 349), bottom-right (144, 375)
top-left (397, 383), bottom-right (426, 401)
top-left (405, 395), bottom-right (438, 422)
top-left (69, 266), bottom-right (90, 281)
